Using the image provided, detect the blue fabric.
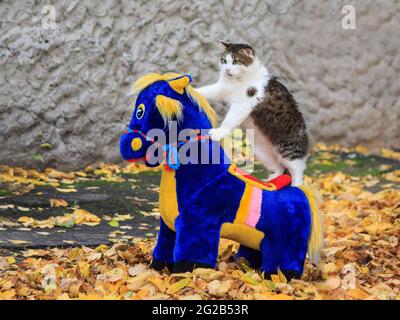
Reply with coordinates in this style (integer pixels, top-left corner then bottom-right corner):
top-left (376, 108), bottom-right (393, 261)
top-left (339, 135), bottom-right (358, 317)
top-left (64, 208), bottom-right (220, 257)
top-left (236, 245), bottom-right (262, 269)
top-left (152, 218), bottom-right (176, 263)
top-left (257, 187), bottom-right (311, 275)
top-left (120, 77), bottom-right (312, 276)
top-left (173, 141), bottom-right (244, 267)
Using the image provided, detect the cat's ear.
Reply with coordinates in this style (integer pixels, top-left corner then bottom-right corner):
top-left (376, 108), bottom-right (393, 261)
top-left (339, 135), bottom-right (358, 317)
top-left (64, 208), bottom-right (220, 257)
top-left (240, 47), bottom-right (255, 57)
top-left (220, 40), bottom-right (231, 48)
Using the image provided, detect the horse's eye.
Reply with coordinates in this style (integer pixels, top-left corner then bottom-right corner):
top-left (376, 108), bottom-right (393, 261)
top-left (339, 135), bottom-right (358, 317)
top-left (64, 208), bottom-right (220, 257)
top-left (220, 58), bottom-right (227, 64)
top-left (136, 103), bottom-right (145, 120)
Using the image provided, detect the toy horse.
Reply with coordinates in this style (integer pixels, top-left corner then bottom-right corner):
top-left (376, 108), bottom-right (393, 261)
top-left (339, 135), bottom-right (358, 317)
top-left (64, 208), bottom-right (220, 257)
top-left (120, 73), bottom-right (323, 279)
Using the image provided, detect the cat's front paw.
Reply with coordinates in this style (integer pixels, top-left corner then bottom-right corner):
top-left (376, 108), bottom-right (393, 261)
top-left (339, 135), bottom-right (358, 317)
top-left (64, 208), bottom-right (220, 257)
top-left (209, 127), bottom-right (231, 141)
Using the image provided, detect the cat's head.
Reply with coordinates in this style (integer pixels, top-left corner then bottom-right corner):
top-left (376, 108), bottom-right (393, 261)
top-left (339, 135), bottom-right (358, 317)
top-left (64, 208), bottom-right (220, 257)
top-left (219, 41), bottom-right (256, 79)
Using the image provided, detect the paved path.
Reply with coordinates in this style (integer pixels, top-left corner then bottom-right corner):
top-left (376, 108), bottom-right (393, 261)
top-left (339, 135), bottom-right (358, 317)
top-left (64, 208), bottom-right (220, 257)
top-left (0, 173), bottom-right (160, 249)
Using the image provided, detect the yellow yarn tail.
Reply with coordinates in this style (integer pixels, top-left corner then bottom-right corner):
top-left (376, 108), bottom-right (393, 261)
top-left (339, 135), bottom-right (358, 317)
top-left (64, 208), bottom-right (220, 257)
top-left (299, 185), bottom-right (324, 266)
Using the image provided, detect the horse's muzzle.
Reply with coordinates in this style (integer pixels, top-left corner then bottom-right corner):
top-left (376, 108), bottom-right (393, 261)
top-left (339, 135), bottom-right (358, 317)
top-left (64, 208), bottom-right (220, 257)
top-left (119, 131), bottom-right (151, 163)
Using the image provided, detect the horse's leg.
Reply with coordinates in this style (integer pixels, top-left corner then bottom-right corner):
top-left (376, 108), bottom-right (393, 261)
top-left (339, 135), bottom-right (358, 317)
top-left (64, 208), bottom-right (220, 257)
top-left (260, 229), bottom-right (308, 281)
top-left (235, 245), bottom-right (262, 270)
top-left (172, 213), bottom-right (222, 273)
top-left (150, 218), bottom-right (176, 272)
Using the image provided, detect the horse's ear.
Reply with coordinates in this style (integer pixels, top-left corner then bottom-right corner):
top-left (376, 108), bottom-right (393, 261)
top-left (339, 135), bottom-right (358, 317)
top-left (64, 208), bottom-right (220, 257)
top-left (168, 75), bottom-right (192, 94)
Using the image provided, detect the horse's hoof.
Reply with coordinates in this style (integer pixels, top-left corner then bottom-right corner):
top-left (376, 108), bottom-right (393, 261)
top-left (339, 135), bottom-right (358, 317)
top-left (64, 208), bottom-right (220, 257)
top-left (150, 258), bottom-right (173, 272)
top-left (264, 270), bottom-right (301, 282)
top-left (172, 261), bottom-right (213, 273)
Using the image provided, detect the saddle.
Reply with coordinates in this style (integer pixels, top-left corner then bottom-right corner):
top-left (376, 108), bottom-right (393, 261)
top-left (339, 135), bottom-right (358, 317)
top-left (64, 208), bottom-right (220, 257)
top-left (229, 164), bottom-right (291, 191)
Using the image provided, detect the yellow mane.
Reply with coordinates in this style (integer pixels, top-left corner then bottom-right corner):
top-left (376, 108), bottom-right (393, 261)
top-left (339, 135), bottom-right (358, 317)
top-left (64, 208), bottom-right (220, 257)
top-left (132, 73), bottom-right (217, 127)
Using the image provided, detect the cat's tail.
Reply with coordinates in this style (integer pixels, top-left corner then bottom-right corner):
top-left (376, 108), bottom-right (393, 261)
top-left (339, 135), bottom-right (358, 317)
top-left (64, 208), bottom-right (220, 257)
top-left (299, 185), bottom-right (323, 266)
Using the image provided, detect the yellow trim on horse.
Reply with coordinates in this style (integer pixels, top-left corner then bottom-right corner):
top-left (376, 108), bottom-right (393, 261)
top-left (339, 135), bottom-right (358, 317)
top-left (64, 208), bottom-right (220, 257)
top-left (228, 164), bottom-right (277, 191)
top-left (233, 184), bottom-right (253, 225)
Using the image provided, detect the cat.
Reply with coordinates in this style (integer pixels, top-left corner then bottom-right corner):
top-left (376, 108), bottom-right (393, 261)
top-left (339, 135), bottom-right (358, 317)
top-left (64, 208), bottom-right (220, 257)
top-left (196, 41), bottom-right (309, 186)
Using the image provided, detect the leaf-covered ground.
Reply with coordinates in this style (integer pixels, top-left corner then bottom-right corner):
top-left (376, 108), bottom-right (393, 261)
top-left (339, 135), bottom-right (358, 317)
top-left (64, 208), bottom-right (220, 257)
top-left (0, 145), bottom-right (399, 300)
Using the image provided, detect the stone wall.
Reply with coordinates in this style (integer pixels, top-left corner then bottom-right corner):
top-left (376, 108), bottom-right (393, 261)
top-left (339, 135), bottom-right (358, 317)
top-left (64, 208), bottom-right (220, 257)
top-left (0, 0), bottom-right (399, 169)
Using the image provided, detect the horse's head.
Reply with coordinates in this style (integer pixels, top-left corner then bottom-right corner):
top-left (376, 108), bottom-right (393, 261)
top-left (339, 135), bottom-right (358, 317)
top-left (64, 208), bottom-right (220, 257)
top-left (120, 73), bottom-right (217, 166)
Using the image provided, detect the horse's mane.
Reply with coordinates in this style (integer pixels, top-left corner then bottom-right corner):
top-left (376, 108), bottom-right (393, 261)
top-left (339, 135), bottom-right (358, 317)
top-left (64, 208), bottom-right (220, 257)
top-left (132, 73), bottom-right (217, 128)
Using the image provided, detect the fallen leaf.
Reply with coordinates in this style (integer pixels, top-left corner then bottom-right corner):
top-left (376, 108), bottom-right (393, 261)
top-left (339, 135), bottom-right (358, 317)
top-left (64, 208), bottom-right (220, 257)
top-left (55, 188), bottom-right (77, 193)
top-left (167, 277), bottom-right (191, 294)
top-left (127, 271), bottom-right (152, 291)
top-left (50, 199), bottom-right (68, 207)
top-left (9, 240), bottom-right (28, 245)
top-left (347, 288), bottom-right (370, 300)
top-left (108, 220), bottom-right (119, 227)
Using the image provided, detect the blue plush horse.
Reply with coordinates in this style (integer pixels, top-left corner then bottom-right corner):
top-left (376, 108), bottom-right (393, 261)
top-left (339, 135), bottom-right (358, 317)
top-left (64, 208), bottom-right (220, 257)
top-left (120, 73), bottom-right (323, 279)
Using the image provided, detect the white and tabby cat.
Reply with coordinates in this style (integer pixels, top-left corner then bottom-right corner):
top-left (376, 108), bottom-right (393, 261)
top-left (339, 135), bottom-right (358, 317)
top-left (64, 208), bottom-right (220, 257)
top-left (197, 42), bottom-right (309, 186)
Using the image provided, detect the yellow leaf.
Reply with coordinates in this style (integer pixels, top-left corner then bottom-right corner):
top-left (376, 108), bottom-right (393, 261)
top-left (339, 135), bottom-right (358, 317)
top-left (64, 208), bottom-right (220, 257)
top-left (360, 267), bottom-right (369, 274)
top-left (207, 280), bottom-right (221, 295)
top-left (57, 293), bottom-right (72, 300)
top-left (61, 179), bottom-right (75, 184)
top-left (105, 268), bottom-right (125, 282)
top-left (217, 280), bottom-right (232, 294)
top-left (94, 244), bottom-right (109, 252)
top-left (167, 277), bottom-right (191, 294)
top-left (0, 204), bottom-right (14, 209)
top-left (381, 148), bottom-right (400, 160)
top-left (18, 216), bottom-right (35, 224)
top-left (50, 199), bottom-right (68, 207)
top-left (180, 294), bottom-right (202, 300)
top-left (255, 293), bottom-right (294, 300)
top-left (55, 188), bottom-right (77, 193)
top-left (6, 256), bottom-right (16, 264)
top-left (364, 222), bottom-right (393, 235)
top-left (0, 290), bottom-right (16, 300)
top-left (63, 240), bottom-right (76, 245)
top-left (78, 261), bottom-right (90, 279)
top-left (134, 288), bottom-right (149, 299)
top-left (148, 276), bottom-right (167, 293)
top-left (192, 268), bottom-right (215, 279)
top-left (354, 145), bottom-right (369, 155)
top-left (17, 206), bottom-right (30, 212)
top-left (23, 249), bottom-right (49, 257)
top-left (87, 252), bottom-right (102, 262)
top-left (270, 270), bottom-right (287, 284)
top-left (72, 208), bottom-right (101, 226)
top-left (277, 269), bottom-right (288, 283)
top-left (270, 274), bottom-right (280, 283)
top-left (112, 214), bottom-right (133, 222)
top-left (347, 288), bottom-right (369, 300)
top-left (9, 240), bottom-right (28, 245)
top-left (126, 271), bottom-right (152, 291)
top-left (78, 293), bottom-right (103, 300)
top-left (321, 262), bottom-right (338, 279)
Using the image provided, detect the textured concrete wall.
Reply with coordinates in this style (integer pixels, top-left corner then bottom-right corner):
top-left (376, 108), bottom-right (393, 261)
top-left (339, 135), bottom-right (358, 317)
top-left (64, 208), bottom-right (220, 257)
top-left (0, 0), bottom-right (399, 169)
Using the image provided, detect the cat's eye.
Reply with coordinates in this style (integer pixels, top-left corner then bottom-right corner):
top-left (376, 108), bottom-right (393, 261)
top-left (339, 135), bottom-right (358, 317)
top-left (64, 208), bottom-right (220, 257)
top-left (220, 58), bottom-right (227, 64)
top-left (136, 103), bottom-right (145, 120)
top-left (232, 60), bottom-right (241, 65)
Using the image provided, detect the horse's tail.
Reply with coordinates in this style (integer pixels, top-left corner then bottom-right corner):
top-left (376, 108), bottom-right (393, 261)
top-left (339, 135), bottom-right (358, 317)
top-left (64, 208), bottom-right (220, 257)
top-left (299, 185), bottom-right (323, 266)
